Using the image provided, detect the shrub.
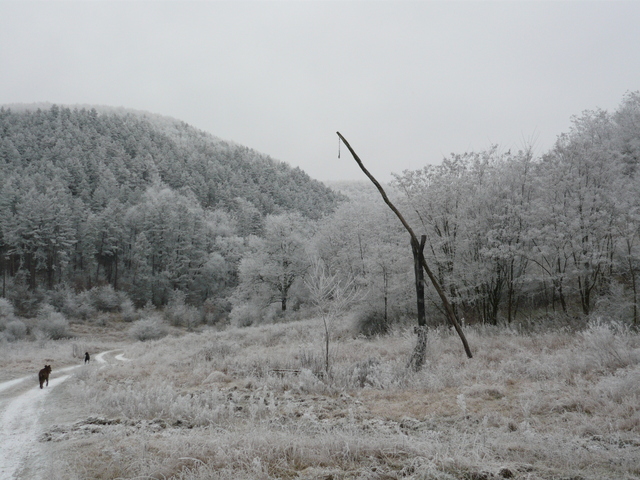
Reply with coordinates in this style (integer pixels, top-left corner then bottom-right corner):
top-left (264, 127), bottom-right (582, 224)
top-left (164, 291), bottom-right (200, 330)
top-left (261, 305), bottom-right (287, 324)
top-left (593, 281), bottom-right (636, 323)
top-left (202, 299), bottom-right (231, 326)
top-left (229, 303), bottom-right (262, 327)
top-left (58, 285), bottom-right (136, 321)
top-left (38, 304), bottom-right (71, 340)
top-left (89, 285), bottom-right (126, 313)
top-left (8, 275), bottom-right (43, 317)
top-left (120, 298), bottom-right (137, 322)
top-left (354, 307), bottom-right (390, 337)
top-left (0, 297), bottom-right (15, 320)
top-left (4, 319), bottom-right (28, 342)
top-left (61, 290), bottom-right (97, 320)
top-left (44, 285), bottom-right (71, 312)
top-left (129, 316), bottom-right (169, 342)
top-left (170, 304), bottom-right (199, 329)
top-left (581, 319), bottom-right (639, 372)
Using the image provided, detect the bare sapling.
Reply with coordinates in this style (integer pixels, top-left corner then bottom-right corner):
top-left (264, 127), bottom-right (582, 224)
top-left (305, 260), bottom-right (360, 376)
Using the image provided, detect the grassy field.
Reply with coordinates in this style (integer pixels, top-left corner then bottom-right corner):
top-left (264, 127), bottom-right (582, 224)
top-left (5, 316), bottom-right (640, 479)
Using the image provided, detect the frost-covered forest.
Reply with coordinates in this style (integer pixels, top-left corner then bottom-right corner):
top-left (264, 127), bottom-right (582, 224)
top-left (1, 92), bottom-right (640, 335)
top-left (0, 104), bottom-right (343, 323)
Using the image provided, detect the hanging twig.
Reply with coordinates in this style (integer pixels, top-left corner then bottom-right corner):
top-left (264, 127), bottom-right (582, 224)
top-left (337, 132), bottom-right (473, 358)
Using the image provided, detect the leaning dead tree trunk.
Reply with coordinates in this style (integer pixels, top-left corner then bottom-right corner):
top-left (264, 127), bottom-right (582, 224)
top-left (337, 132), bottom-right (473, 359)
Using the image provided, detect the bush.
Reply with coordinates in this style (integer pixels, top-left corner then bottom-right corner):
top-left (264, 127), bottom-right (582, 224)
top-left (7, 274), bottom-right (43, 317)
top-left (4, 319), bottom-right (28, 342)
top-left (44, 285), bottom-right (71, 312)
top-left (593, 282), bottom-right (636, 323)
top-left (202, 299), bottom-right (231, 326)
top-left (166, 304), bottom-right (200, 330)
top-left (56, 285), bottom-right (137, 321)
top-left (61, 290), bottom-right (97, 320)
top-left (89, 285), bottom-right (127, 313)
top-left (0, 298), bottom-right (15, 320)
top-left (164, 290), bottom-right (200, 329)
top-left (229, 303), bottom-right (262, 327)
top-left (581, 319), bottom-right (639, 372)
top-left (38, 304), bottom-right (71, 340)
top-left (120, 298), bottom-right (137, 322)
top-left (354, 308), bottom-right (390, 337)
top-left (129, 316), bottom-right (169, 341)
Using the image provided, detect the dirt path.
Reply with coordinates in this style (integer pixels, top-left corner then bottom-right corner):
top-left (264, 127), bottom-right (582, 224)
top-left (0, 350), bottom-right (124, 480)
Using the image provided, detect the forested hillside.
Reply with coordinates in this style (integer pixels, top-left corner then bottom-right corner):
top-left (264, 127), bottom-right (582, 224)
top-left (0, 105), bottom-right (343, 313)
top-left (1, 93), bottom-right (639, 334)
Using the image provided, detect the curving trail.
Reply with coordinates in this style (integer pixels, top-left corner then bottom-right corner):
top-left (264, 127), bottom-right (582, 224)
top-left (0, 350), bottom-right (125, 480)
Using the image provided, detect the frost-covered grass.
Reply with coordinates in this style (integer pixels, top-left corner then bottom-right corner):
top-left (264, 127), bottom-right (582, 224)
top-left (0, 322), bottom-right (129, 382)
top-left (45, 318), bottom-right (640, 479)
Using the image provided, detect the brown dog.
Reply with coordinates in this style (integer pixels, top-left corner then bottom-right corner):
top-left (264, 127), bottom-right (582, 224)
top-left (39, 365), bottom-right (52, 389)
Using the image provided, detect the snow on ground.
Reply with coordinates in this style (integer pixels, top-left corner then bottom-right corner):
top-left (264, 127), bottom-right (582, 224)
top-left (0, 350), bottom-right (121, 480)
top-left (0, 374), bottom-right (71, 479)
top-left (114, 352), bottom-right (130, 362)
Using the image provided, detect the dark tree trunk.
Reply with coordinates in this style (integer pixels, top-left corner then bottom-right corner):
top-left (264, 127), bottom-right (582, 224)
top-left (113, 248), bottom-right (119, 290)
top-left (628, 251), bottom-right (638, 326)
top-left (26, 252), bottom-right (37, 290)
top-left (47, 254), bottom-right (54, 290)
top-left (412, 235), bottom-right (427, 327)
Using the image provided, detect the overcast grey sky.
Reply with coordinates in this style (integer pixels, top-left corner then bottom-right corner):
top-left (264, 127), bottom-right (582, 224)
top-left (1, 1), bottom-right (639, 182)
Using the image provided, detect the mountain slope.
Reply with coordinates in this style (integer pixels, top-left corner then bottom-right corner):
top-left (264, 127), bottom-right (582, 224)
top-left (0, 104), bottom-right (344, 219)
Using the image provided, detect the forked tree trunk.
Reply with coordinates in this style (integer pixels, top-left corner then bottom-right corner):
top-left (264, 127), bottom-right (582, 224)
top-left (412, 235), bottom-right (427, 327)
top-left (337, 132), bottom-right (473, 359)
top-left (408, 235), bottom-right (428, 370)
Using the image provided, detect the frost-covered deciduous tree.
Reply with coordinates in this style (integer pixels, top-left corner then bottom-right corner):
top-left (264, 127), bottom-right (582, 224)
top-left (614, 91), bottom-right (640, 175)
top-left (306, 260), bottom-right (359, 375)
top-left (232, 212), bottom-right (311, 319)
top-left (534, 109), bottom-right (620, 315)
top-left (471, 149), bottom-right (533, 324)
top-left (313, 194), bottom-right (409, 324)
top-left (395, 157), bottom-right (468, 316)
top-left (395, 149), bottom-right (520, 324)
top-left (612, 177), bottom-right (640, 325)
